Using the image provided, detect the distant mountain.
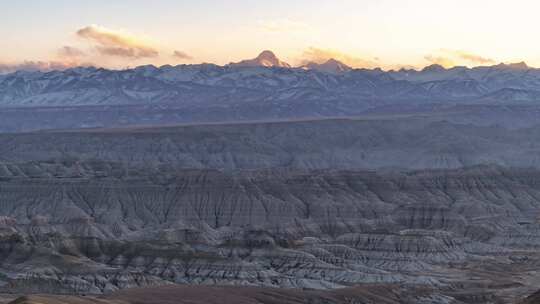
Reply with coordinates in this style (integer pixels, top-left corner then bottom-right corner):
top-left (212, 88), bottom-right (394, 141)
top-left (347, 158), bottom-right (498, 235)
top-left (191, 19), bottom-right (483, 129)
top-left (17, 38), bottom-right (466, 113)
top-left (492, 61), bottom-right (529, 70)
top-left (390, 61), bottom-right (538, 83)
top-left (421, 64), bottom-right (446, 73)
top-left (302, 58), bottom-right (352, 74)
top-left (229, 50), bottom-right (291, 68)
top-left (0, 55), bottom-right (539, 113)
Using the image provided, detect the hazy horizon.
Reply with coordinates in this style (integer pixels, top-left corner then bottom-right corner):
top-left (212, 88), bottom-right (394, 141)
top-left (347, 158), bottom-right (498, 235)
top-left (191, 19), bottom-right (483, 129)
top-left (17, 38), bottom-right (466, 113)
top-left (1, 49), bottom-right (534, 75)
top-left (2, 0), bottom-right (540, 72)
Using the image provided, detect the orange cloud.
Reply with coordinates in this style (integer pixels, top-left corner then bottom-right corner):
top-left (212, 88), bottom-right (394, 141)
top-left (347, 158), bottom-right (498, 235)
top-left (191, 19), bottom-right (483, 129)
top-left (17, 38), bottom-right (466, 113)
top-left (299, 47), bottom-right (378, 68)
top-left (76, 25), bottom-right (158, 59)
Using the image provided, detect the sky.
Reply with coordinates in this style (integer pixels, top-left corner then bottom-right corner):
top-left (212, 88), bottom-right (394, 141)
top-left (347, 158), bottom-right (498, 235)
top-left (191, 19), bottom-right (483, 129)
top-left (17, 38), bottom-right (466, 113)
top-left (2, 0), bottom-right (540, 71)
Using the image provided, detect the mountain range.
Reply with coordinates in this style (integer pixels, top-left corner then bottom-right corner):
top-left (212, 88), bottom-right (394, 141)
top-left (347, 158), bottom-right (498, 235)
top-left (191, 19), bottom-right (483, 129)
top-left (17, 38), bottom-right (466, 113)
top-left (1, 51), bottom-right (539, 110)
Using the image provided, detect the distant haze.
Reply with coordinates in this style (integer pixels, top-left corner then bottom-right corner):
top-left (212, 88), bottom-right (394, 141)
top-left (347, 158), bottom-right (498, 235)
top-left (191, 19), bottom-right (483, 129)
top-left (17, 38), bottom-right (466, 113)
top-left (2, 0), bottom-right (540, 70)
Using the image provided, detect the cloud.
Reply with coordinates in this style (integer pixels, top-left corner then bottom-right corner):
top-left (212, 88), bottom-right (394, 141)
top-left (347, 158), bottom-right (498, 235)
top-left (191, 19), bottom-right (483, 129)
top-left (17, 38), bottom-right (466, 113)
top-left (299, 47), bottom-right (379, 68)
top-left (258, 19), bottom-right (310, 33)
top-left (172, 50), bottom-right (193, 60)
top-left (96, 47), bottom-right (149, 58)
top-left (0, 61), bottom-right (79, 74)
top-left (452, 50), bottom-right (495, 65)
top-left (424, 49), bottom-right (495, 68)
top-left (76, 25), bottom-right (159, 59)
top-left (58, 46), bottom-right (86, 58)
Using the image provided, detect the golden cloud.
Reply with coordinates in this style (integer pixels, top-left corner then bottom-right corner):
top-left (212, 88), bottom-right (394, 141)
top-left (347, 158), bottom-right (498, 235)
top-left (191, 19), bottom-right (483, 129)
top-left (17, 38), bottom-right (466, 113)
top-left (424, 49), bottom-right (495, 68)
top-left (299, 47), bottom-right (379, 68)
top-left (76, 25), bottom-right (159, 59)
top-left (452, 50), bottom-right (495, 65)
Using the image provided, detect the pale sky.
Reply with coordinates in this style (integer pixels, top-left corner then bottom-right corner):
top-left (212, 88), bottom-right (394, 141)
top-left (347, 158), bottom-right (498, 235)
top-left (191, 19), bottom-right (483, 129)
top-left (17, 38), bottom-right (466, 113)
top-left (2, 0), bottom-right (540, 70)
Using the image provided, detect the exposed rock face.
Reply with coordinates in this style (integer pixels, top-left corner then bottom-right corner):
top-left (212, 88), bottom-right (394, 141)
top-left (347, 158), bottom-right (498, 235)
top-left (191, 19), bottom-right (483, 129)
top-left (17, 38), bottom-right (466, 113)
top-left (0, 119), bottom-right (540, 302)
top-left (0, 162), bottom-right (540, 302)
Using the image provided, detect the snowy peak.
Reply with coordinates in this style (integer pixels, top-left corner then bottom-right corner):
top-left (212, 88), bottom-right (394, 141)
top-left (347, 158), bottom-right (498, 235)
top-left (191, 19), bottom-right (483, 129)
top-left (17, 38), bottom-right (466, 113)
top-left (303, 58), bottom-right (352, 74)
top-left (230, 50), bottom-right (291, 68)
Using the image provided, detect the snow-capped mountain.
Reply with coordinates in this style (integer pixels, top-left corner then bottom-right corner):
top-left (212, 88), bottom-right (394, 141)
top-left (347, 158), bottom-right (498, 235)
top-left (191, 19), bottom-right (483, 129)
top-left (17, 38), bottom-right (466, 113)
top-left (1, 52), bottom-right (540, 111)
top-left (229, 50), bottom-right (291, 68)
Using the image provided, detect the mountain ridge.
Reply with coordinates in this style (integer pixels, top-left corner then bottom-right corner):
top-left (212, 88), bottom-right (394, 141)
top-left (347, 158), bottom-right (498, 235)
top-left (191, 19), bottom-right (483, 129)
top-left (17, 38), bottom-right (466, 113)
top-left (0, 51), bottom-right (539, 133)
top-left (1, 56), bottom-right (540, 109)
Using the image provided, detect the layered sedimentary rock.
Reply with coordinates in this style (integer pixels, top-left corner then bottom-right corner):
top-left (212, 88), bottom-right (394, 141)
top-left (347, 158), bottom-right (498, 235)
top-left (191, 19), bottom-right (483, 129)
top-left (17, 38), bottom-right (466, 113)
top-left (0, 162), bottom-right (539, 302)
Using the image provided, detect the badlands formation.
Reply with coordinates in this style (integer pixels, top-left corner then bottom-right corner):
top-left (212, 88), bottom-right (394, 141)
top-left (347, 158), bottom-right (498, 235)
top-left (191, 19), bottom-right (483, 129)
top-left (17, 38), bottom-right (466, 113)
top-left (0, 119), bottom-right (540, 303)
